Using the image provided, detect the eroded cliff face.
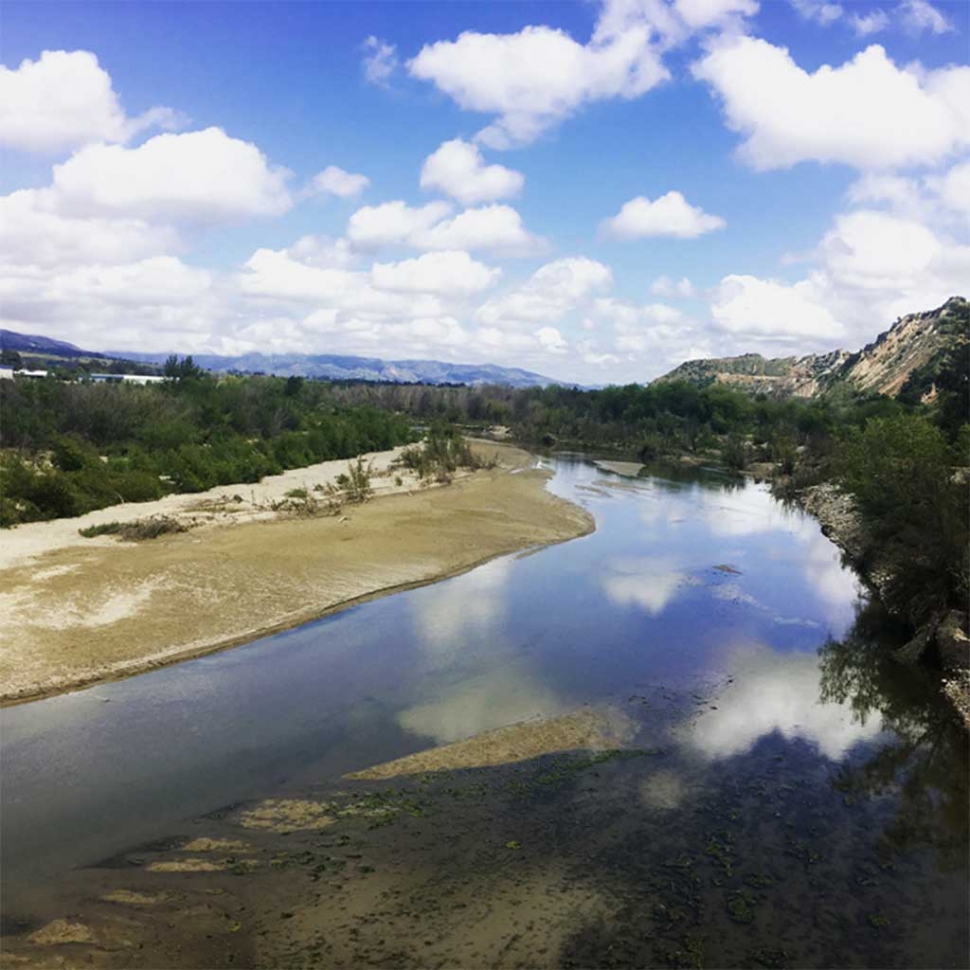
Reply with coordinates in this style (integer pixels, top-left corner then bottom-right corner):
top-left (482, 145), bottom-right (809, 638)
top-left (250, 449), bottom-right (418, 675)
top-left (655, 297), bottom-right (968, 401)
top-left (843, 297), bottom-right (968, 399)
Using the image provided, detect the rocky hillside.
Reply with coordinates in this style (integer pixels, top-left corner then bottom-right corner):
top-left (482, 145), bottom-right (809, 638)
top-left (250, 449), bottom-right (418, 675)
top-left (655, 349), bottom-right (851, 398)
top-left (655, 297), bottom-right (968, 400)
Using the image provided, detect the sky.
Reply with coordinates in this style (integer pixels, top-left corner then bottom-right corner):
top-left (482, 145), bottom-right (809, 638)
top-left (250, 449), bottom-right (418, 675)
top-left (1, 0), bottom-right (968, 384)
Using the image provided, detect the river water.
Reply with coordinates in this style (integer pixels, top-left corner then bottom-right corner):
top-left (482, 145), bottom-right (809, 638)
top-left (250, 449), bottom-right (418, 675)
top-left (1, 455), bottom-right (967, 966)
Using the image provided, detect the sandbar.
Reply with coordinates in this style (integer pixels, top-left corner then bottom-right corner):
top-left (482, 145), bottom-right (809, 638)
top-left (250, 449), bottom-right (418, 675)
top-left (0, 442), bottom-right (593, 703)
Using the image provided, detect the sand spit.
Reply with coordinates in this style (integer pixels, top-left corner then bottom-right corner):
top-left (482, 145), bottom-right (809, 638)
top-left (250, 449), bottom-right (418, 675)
top-left (0, 442), bottom-right (594, 704)
top-left (346, 707), bottom-right (635, 780)
top-left (593, 459), bottom-right (645, 478)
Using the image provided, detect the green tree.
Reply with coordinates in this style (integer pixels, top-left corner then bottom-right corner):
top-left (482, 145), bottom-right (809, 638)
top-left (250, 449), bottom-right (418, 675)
top-left (837, 414), bottom-right (969, 626)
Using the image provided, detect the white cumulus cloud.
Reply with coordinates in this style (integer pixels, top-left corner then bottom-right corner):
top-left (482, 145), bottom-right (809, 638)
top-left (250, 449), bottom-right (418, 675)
top-left (931, 161), bottom-right (970, 220)
top-left (710, 275), bottom-right (844, 340)
top-left (412, 204), bottom-right (545, 256)
top-left (51, 127), bottom-right (293, 222)
top-left (693, 37), bottom-right (970, 171)
top-left (420, 139), bottom-right (524, 205)
top-left (706, 206), bottom-right (970, 350)
top-left (346, 200), bottom-right (542, 257)
top-left (0, 188), bottom-right (180, 267)
top-left (407, 8), bottom-right (669, 149)
top-left (370, 251), bottom-right (501, 294)
top-left (674, 0), bottom-right (760, 28)
top-left (603, 191), bottom-right (725, 239)
top-left (0, 49), bottom-right (182, 153)
top-left (477, 256), bottom-right (612, 329)
top-left (346, 200), bottom-right (454, 249)
top-left (308, 165), bottom-right (370, 198)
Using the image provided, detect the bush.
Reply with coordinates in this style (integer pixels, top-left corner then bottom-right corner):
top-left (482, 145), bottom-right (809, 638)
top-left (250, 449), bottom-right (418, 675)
top-left (78, 516), bottom-right (186, 540)
top-left (397, 427), bottom-right (486, 480)
top-left (836, 414), bottom-right (969, 626)
top-left (722, 434), bottom-right (748, 471)
top-left (336, 457), bottom-right (373, 503)
top-left (51, 434), bottom-right (99, 472)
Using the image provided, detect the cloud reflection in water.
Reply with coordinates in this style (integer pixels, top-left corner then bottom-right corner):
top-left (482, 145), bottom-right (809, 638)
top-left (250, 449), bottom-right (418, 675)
top-left (397, 666), bottom-right (566, 744)
top-left (681, 643), bottom-right (883, 762)
top-left (602, 557), bottom-right (697, 616)
top-left (410, 557), bottom-right (512, 669)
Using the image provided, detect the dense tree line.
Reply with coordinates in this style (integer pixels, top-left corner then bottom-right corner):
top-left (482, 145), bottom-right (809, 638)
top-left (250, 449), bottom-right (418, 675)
top-left (325, 377), bottom-right (913, 463)
top-left (0, 368), bottom-right (415, 525)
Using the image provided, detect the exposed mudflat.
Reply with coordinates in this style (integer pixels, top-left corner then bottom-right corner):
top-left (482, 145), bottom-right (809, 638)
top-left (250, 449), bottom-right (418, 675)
top-left (0, 442), bottom-right (593, 703)
top-left (3, 691), bottom-right (964, 970)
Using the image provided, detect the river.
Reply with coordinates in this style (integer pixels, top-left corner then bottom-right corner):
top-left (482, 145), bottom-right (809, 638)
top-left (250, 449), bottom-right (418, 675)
top-left (1, 455), bottom-right (967, 967)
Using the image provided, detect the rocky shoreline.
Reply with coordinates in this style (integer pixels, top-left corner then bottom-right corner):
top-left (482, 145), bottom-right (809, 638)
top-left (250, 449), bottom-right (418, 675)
top-left (789, 480), bottom-right (970, 728)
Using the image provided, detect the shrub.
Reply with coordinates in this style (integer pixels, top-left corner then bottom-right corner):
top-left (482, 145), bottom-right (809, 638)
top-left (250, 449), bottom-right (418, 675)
top-left (79, 516), bottom-right (186, 540)
top-left (337, 457), bottom-right (373, 503)
top-left (396, 427), bottom-right (485, 480)
top-left (836, 414), bottom-right (969, 626)
top-left (722, 434), bottom-right (748, 471)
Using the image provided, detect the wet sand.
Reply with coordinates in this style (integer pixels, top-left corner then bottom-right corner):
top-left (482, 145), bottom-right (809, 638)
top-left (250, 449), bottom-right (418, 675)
top-left (0, 442), bottom-right (593, 704)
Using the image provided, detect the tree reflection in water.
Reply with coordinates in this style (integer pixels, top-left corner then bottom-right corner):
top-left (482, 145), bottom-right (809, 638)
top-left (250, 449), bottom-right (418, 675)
top-left (818, 600), bottom-right (969, 866)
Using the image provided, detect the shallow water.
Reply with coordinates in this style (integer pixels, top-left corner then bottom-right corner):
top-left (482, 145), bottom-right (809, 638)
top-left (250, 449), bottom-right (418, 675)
top-left (2, 455), bottom-right (967, 966)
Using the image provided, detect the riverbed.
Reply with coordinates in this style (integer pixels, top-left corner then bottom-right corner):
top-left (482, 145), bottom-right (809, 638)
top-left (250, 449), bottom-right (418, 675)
top-left (1, 454), bottom-right (966, 968)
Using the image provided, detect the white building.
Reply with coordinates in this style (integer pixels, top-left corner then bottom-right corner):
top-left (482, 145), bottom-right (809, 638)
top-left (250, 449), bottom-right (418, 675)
top-left (88, 373), bottom-right (167, 385)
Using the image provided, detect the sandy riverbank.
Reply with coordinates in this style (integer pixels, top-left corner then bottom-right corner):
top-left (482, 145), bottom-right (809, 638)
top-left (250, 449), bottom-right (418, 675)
top-left (0, 442), bottom-right (593, 704)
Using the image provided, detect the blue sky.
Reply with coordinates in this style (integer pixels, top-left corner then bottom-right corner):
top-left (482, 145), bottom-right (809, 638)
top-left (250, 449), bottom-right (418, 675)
top-left (1, 0), bottom-right (968, 382)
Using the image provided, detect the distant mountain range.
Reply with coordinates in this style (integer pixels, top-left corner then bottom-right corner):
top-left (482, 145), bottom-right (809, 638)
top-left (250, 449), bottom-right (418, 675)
top-left (654, 296), bottom-right (969, 400)
top-left (0, 330), bottom-right (560, 388)
top-left (115, 350), bottom-right (559, 388)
